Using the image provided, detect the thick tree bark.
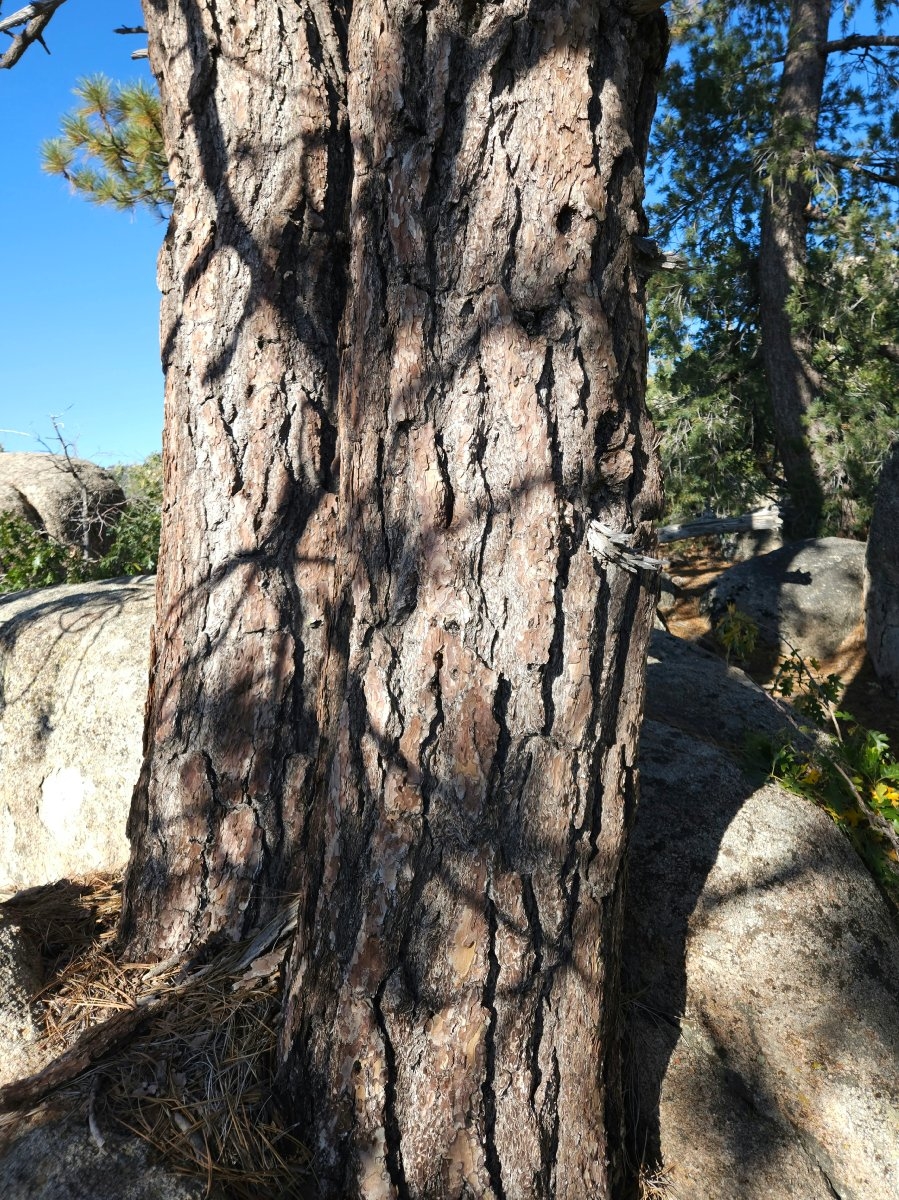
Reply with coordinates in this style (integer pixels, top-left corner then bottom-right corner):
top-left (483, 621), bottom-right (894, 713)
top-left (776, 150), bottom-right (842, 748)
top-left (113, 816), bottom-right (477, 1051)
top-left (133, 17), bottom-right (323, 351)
top-left (126, 0), bottom-right (666, 1194)
top-left (279, 4), bottom-right (665, 1195)
top-left (866, 441), bottom-right (899, 698)
top-left (121, 0), bottom-right (352, 954)
top-left (758, 0), bottom-right (830, 537)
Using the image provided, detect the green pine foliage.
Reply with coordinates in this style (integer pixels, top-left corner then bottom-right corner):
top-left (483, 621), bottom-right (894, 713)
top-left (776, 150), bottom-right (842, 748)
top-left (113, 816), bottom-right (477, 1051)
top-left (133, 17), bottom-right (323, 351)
top-left (791, 201), bottom-right (899, 530)
top-left (647, 1), bottom-right (899, 532)
top-left (42, 75), bottom-right (173, 217)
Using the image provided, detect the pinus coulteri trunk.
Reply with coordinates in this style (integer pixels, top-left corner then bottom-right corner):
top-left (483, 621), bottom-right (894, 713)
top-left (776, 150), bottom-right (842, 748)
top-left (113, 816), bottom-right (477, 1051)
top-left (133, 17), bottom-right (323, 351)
top-left (124, 1), bottom-right (667, 1194)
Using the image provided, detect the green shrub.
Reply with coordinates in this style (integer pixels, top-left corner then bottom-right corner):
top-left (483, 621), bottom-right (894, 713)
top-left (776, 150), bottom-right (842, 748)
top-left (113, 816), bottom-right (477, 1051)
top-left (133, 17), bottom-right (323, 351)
top-left (755, 648), bottom-right (899, 911)
top-left (0, 453), bottom-right (162, 595)
top-left (0, 513), bottom-right (75, 592)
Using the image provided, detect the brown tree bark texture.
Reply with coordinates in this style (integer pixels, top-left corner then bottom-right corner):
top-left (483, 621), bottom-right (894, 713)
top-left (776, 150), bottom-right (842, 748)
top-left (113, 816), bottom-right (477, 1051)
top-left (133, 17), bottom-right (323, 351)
top-left (128, 1), bottom-right (666, 1195)
top-left (758, 0), bottom-right (830, 535)
top-left (122, 0), bottom-right (351, 953)
top-left (280, 3), bottom-right (665, 1196)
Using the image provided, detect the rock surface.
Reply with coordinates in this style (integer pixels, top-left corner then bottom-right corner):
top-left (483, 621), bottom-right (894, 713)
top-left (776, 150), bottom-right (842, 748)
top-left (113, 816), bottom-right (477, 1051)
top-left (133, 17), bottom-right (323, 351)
top-left (867, 442), bottom-right (899, 698)
top-left (0, 453), bottom-right (125, 556)
top-left (706, 536), bottom-right (866, 664)
top-left (645, 628), bottom-right (800, 752)
top-left (630, 633), bottom-right (899, 1200)
top-left (0, 1111), bottom-right (208, 1199)
top-left (0, 578), bottom-right (153, 892)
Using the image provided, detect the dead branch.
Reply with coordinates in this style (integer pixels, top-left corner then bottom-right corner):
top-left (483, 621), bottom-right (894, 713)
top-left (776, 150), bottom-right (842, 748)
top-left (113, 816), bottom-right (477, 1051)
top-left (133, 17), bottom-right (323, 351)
top-left (658, 506), bottom-right (783, 544)
top-left (0, 0), bottom-right (68, 69)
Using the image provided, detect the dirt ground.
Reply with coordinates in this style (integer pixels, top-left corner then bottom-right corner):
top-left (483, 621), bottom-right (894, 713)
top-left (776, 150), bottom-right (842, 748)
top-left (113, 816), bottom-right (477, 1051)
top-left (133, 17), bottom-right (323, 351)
top-left (660, 540), bottom-right (899, 746)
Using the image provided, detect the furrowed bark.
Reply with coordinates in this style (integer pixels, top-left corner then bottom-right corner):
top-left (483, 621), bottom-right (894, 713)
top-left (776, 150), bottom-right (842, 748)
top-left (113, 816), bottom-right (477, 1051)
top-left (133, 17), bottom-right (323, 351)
top-left (280, 2), bottom-right (666, 1195)
top-left (121, 0), bottom-right (351, 956)
top-left (758, 0), bottom-right (830, 537)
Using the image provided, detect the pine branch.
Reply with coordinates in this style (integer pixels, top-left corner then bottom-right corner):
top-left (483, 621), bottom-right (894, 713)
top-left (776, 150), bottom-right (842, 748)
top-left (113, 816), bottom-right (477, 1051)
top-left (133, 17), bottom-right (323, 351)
top-left (0, 0), bottom-right (67, 69)
top-left (822, 33), bottom-right (899, 55)
top-left (820, 150), bottom-right (899, 188)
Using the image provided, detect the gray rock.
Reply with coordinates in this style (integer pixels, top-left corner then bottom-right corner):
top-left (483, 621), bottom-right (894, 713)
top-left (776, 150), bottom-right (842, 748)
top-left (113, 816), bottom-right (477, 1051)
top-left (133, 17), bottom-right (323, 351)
top-left (867, 442), bottom-right (899, 698)
top-left (0, 483), bottom-right (43, 531)
top-left (0, 578), bottom-right (153, 892)
top-left (0, 453), bottom-right (125, 557)
top-left (656, 574), bottom-right (680, 616)
top-left (727, 524), bottom-right (784, 560)
top-left (645, 628), bottom-right (800, 752)
top-left (0, 1111), bottom-right (208, 1199)
top-left (706, 536), bottom-right (866, 664)
top-left (628, 638), bottom-right (899, 1200)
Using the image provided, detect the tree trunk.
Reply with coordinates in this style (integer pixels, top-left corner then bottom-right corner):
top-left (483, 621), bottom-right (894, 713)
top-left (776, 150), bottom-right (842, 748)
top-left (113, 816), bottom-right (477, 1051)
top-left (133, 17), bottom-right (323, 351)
top-left (866, 440), bottom-right (899, 698)
top-left (126, 0), bottom-right (667, 1194)
top-left (121, 0), bottom-right (352, 955)
top-left (758, 0), bottom-right (830, 537)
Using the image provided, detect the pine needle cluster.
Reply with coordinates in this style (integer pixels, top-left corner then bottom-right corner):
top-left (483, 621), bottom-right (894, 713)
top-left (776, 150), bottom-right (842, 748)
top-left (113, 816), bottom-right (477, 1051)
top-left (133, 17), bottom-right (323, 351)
top-left (41, 75), bottom-right (173, 218)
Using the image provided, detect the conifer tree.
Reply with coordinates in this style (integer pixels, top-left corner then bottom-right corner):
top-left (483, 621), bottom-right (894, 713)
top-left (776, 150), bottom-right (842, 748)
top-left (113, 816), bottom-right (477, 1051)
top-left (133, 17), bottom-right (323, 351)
top-left (648, 0), bottom-right (899, 534)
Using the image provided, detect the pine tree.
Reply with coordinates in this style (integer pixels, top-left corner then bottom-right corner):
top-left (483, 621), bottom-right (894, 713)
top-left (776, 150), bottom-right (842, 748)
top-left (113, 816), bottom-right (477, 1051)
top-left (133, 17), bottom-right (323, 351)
top-left (648, 0), bottom-right (899, 535)
top-left (4, 2), bottom-right (670, 1191)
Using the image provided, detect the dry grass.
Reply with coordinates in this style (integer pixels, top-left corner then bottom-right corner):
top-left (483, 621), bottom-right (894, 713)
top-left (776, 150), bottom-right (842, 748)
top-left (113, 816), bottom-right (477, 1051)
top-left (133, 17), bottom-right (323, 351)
top-left (1, 877), bottom-right (313, 1198)
top-left (638, 1163), bottom-right (673, 1198)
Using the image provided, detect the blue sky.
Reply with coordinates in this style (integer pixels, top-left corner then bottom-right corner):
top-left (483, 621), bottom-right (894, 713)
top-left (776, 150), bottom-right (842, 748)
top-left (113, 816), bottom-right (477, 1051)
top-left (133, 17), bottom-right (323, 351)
top-left (0, 2), bottom-right (162, 466)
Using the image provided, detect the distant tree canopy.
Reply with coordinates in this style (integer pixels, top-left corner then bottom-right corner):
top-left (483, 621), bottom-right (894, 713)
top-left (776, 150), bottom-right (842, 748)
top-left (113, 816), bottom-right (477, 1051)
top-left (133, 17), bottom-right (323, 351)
top-left (647, 0), bottom-right (899, 534)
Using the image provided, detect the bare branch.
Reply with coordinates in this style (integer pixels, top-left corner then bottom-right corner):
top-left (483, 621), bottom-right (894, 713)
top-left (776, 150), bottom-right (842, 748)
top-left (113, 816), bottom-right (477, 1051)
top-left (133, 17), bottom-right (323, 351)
top-left (822, 33), bottom-right (899, 55)
top-left (112, 21), bottom-right (149, 59)
top-left (0, 0), bottom-right (67, 69)
top-left (658, 506), bottom-right (783, 544)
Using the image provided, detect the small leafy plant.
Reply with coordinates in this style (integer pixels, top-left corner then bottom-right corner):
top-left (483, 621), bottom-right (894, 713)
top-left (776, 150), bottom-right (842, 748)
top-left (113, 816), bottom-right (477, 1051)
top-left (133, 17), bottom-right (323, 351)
top-left (761, 646), bottom-right (899, 908)
top-left (0, 513), bottom-right (77, 591)
top-left (715, 602), bottom-right (759, 664)
top-left (0, 454), bottom-right (162, 595)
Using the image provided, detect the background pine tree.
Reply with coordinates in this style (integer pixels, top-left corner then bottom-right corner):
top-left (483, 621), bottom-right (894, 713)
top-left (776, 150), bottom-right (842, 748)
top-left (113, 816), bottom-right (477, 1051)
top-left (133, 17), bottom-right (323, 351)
top-left (647, 0), bottom-right (899, 534)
